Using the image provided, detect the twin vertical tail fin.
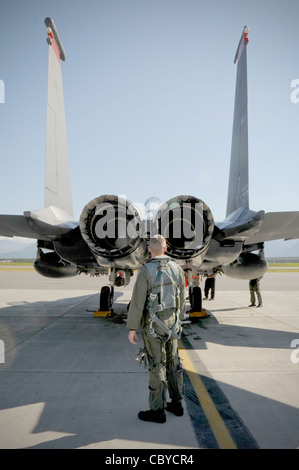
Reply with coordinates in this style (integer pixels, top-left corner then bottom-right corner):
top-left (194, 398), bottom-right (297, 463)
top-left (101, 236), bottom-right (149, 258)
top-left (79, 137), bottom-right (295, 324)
top-left (226, 26), bottom-right (250, 217)
top-left (43, 22), bottom-right (249, 221)
top-left (44, 17), bottom-right (73, 217)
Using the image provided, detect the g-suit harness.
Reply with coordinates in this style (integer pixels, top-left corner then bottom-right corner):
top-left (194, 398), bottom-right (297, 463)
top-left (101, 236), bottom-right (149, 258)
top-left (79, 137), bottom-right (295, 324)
top-left (145, 258), bottom-right (182, 342)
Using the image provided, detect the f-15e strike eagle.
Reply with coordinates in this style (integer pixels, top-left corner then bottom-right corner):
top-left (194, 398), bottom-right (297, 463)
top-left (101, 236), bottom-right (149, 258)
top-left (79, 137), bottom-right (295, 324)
top-left (1, 19), bottom-right (299, 313)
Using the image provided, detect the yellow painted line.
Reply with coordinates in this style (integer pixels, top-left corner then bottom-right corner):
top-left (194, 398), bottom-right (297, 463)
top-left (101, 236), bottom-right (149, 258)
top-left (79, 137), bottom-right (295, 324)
top-left (179, 342), bottom-right (237, 449)
top-left (0, 267), bottom-right (34, 271)
top-left (267, 269), bottom-right (299, 272)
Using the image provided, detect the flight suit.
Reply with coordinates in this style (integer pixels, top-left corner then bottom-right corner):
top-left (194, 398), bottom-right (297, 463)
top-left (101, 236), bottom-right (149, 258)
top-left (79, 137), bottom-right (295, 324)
top-left (249, 278), bottom-right (262, 306)
top-left (127, 256), bottom-right (185, 411)
top-left (204, 275), bottom-right (216, 300)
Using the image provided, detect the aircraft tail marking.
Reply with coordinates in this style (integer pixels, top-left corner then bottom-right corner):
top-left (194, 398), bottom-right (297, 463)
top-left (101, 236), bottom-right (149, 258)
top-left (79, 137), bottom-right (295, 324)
top-left (226, 27), bottom-right (250, 217)
top-left (45, 17), bottom-right (66, 62)
top-left (44, 18), bottom-right (73, 217)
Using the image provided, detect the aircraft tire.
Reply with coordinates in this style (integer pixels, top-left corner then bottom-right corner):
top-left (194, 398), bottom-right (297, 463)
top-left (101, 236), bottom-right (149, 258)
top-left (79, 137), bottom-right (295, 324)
top-left (100, 285), bottom-right (111, 311)
top-left (109, 286), bottom-right (114, 310)
top-left (190, 286), bottom-right (202, 312)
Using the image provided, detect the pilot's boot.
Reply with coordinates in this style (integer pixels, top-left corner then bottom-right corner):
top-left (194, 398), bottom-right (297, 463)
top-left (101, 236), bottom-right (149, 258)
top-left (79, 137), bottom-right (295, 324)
top-left (166, 400), bottom-right (184, 416)
top-left (138, 409), bottom-right (166, 423)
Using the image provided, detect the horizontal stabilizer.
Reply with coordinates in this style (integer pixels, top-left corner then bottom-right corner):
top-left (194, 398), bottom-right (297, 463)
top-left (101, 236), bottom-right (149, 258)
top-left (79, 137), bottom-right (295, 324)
top-left (0, 207), bottom-right (78, 241)
top-left (0, 215), bottom-right (43, 240)
top-left (245, 211), bottom-right (299, 244)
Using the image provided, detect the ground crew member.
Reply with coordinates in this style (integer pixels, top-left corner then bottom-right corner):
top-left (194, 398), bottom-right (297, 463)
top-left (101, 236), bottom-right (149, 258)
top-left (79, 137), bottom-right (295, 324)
top-left (249, 277), bottom-right (263, 307)
top-left (204, 274), bottom-right (216, 300)
top-left (127, 234), bottom-right (185, 424)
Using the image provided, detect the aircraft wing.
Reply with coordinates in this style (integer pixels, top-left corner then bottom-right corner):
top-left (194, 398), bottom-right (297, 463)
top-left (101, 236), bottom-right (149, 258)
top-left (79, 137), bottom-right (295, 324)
top-left (0, 215), bottom-right (45, 240)
top-left (244, 211), bottom-right (299, 244)
top-left (0, 207), bottom-right (78, 241)
top-left (216, 208), bottom-right (299, 244)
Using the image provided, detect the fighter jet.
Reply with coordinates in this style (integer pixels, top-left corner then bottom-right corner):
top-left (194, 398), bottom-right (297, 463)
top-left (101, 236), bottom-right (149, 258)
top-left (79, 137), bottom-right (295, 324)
top-left (1, 20), bottom-right (299, 313)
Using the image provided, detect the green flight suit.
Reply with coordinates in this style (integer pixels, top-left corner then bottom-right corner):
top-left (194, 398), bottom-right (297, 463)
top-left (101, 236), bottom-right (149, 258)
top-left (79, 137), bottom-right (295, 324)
top-left (127, 256), bottom-right (185, 411)
top-left (249, 278), bottom-right (262, 305)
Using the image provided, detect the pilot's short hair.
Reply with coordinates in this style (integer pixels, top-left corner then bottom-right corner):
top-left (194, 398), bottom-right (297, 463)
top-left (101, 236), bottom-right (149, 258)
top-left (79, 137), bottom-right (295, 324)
top-left (149, 234), bottom-right (167, 252)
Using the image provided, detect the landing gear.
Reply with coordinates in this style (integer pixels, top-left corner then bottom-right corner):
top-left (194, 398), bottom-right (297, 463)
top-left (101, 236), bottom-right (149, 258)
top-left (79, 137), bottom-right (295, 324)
top-left (94, 268), bottom-right (132, 317)
top-left (189, 286), bottom-right (202, 312)
top-left (99, 285), bottom-right (114, 311)
top-left (94, 285), bottom-right (114, 317)
top-left (186, 272), bottom-right (209, 320)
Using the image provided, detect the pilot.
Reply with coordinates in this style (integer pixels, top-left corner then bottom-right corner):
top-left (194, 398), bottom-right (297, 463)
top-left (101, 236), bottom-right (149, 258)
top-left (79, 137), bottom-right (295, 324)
top-left (127, 234), bottom-right (185, 424)
top-left (249, 277), bottom-right (263, 307)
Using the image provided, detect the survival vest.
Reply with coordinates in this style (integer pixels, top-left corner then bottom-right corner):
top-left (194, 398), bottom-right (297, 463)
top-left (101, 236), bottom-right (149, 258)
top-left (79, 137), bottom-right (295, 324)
top-left (144, 258), bottom-right (182, 342)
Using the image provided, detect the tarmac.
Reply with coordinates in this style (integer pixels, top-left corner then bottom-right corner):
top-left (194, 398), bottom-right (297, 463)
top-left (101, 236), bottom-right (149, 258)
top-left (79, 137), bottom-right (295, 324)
top-left (0, 269), bottom-right (298, 450)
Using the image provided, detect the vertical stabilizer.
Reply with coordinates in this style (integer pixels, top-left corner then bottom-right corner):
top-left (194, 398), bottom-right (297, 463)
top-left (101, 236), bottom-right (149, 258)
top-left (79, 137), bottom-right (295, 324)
top-left (226, 26), bottom-right (250, 217)
top-left (44, 18), bottom-right (73, 217)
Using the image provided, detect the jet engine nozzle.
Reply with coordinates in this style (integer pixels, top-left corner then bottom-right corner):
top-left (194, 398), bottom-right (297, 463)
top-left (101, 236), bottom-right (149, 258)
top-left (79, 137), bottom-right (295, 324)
top-left (79, 195), bottom-right (144, 259)
top-left (154, 195), bottom-right (214, 260)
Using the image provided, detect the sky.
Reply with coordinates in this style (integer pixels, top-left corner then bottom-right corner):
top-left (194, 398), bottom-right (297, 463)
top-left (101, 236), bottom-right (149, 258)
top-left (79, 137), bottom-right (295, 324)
top-left (1, 0), bottom-right (299, 231)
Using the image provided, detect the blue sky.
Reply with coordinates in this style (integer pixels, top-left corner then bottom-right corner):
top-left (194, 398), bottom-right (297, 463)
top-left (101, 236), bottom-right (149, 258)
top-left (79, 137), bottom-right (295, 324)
top-left (1, 0), bottom-right (298, 229)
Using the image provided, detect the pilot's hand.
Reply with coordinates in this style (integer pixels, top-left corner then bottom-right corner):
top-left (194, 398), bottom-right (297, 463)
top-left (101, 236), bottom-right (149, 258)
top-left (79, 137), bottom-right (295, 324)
top-left (128, 330), bottom-right (138, 344)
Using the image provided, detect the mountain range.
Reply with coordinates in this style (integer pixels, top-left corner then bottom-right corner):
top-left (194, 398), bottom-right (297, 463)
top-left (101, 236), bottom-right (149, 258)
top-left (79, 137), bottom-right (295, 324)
top-left (0, 238), bottom-right (36, 259)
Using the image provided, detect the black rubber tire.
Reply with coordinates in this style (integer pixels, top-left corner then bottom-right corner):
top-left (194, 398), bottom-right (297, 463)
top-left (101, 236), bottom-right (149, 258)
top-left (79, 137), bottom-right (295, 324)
top-left (190, 286), bottom-right (202, 312)
top-left (100, 285), bottom-right (111, 311)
